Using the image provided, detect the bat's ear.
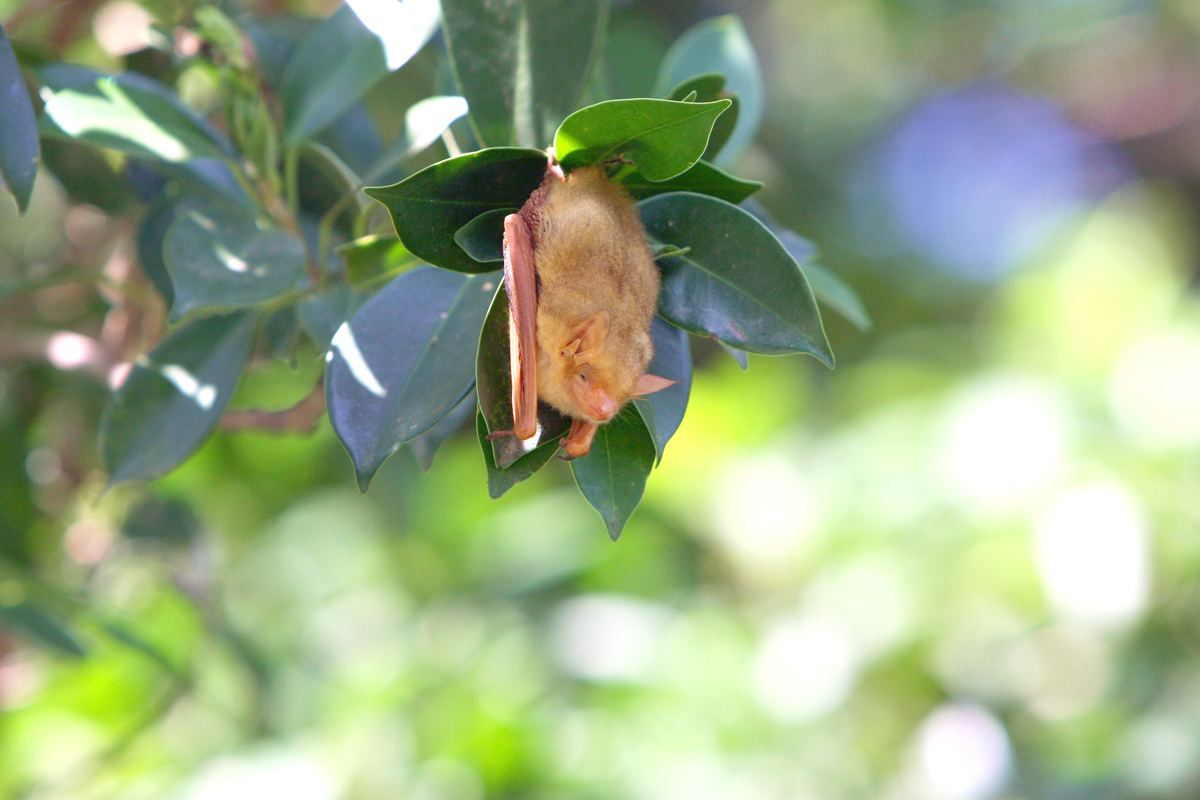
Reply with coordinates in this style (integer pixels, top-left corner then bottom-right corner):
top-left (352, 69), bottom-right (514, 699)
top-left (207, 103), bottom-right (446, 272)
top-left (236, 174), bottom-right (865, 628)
top-left (568, 311), bottom-right (610, 358)
top-left (633, 373), bottom-right (678, 396)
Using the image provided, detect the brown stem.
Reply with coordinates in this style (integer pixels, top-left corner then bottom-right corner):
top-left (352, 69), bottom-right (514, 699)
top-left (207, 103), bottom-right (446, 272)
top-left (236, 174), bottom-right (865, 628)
top-left (218, 379), bottom-right (326, 433)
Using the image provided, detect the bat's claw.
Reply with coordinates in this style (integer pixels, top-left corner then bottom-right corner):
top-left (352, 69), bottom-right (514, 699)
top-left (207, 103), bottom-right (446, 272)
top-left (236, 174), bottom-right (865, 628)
top-left (485, 429), bottom-right (512, 441)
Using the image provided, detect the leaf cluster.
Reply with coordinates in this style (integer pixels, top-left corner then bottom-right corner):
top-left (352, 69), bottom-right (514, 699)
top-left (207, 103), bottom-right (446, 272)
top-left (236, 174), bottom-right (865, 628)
top-left (0, 2), bottom-right (868, 539)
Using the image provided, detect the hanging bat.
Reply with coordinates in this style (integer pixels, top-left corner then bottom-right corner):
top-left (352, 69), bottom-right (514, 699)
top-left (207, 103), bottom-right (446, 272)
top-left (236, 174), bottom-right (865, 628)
top-left (488, 151), bottom-right (676, 459)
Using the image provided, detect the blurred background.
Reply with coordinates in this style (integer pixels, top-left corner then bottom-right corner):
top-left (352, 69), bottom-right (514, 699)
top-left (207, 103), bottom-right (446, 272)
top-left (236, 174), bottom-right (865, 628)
top-left (4, 0), bottom-right (1200, 798)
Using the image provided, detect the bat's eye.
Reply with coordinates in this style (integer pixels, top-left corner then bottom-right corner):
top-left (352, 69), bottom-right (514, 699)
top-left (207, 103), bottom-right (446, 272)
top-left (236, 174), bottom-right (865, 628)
top-left (577, 371), bottom-right (588, 383)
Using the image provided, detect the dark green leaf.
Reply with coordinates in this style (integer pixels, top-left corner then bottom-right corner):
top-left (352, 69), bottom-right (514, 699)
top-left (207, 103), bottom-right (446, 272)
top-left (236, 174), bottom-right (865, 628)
top-left (164, 204), bottom-right (306, 322)
top-left (476, 284), bottom-right (570, 469)
top-left (136, 197), bottom-right (179, 305)
top-left (281, 5), bottom-right (388, 145)
top-left (654, 15), bottom-right (763, 167)
top-left (101, 312), bottom-right (257, 484)
top-left (41, 138), bottom-right (131, 212)
top-left (571, 408), bottom-right (657, 540)
top-left (555, 98), bottom-right (731, 181)
top-left (476, 410), bottom-right (561, 498)
top-left (326, 267), bottom-right (499, 488)
top-left (409, 390), bottom-right (477, 471)
top-left (667, 72), bottom-right (726, 103)
top-left (620, 159), bottom-right (760, 204)
top-left (453, 208), bottom-right (511, 263)
top-left (442, 0), bottom-right (607, 147)
top-left (364, 148), bottom-right (545, 273)
top-left (40, 71), bottom-right (232, 163)
top-left (0, 24), bottom-right (39, 215)
top-left (0, 603), bottom-right (85, 657)
top-left (639, 192), bottom-right (832, 364)
top-left (633, 317), bottom-right (692, 464)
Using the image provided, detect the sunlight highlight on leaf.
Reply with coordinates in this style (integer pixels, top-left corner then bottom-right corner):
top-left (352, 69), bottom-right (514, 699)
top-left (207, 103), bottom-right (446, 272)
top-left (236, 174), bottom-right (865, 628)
top-left (329, 323), bottom-right (387, 397)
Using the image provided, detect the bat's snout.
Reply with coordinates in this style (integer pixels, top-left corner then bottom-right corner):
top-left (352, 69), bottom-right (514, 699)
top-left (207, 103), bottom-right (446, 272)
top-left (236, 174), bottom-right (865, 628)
top-left (582, 392), bottom-right (619, 423)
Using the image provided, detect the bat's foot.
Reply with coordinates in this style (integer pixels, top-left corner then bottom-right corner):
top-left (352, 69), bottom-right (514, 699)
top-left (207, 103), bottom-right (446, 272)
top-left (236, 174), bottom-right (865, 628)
top-left (546, 147), bottom-right (566, 181)
top-left (485, 430), bottom-right (511, 442)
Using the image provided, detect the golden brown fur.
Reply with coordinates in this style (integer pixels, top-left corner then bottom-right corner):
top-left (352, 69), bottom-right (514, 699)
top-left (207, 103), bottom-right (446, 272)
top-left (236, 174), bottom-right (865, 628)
top-left (521, 166), bottom-right (660, 426)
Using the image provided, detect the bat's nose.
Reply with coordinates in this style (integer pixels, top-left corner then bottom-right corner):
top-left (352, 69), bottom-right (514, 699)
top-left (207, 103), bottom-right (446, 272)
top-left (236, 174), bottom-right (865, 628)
top-left (587, 394), bottom-right (619, 422)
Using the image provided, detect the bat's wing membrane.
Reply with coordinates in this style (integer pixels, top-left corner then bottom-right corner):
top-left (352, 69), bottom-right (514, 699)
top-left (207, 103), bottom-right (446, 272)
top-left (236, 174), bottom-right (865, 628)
top-left (502, 213), bottom-right (539, 441)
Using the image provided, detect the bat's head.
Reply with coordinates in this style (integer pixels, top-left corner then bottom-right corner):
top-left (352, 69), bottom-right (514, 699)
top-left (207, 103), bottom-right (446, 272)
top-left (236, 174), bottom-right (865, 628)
top-left (538, 311), bottom-right (675, 424)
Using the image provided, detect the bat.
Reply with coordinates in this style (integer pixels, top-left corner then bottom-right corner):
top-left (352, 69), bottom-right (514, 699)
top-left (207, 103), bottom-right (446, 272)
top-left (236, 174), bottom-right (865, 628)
top-left (488, 150), bottom-right (676, 459)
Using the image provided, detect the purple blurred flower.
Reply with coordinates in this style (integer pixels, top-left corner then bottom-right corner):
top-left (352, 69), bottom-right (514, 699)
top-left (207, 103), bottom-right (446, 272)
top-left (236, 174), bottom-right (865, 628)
top-left (854, 84), bottom-right (1131, 282)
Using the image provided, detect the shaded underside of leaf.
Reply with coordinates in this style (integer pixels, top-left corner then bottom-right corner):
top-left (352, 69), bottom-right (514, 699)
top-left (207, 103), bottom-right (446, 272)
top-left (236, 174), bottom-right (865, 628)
top-left (364, 147), bottom-right (546, 274)
top-left (619, 159), bottom-right (760, 205)
top-left (101, 311), bottom-right (257, 484)
top-left (476, 284), bottom-right (571, 469)
top-left (0, 24), bottom-right (39, 215)
top-left (639, 191), bottom-right (832, 364)
top-left (634, 316), bottom-right (693, 464)
top-left (326, 267), bottom-right (501, 488)
top-left (441, 0), bottom-right (608, 148)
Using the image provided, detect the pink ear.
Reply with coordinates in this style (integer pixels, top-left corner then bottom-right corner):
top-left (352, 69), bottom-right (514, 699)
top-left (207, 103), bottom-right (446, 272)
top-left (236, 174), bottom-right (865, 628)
top-left (633, 373), bottom-right (678, 396)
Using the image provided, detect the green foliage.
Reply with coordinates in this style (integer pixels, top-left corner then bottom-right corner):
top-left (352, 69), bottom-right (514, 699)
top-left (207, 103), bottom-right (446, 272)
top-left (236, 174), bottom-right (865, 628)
top-left (0, 24), bottom-right (38, 215)
top-left (0, 3), bottom-right (858, 539)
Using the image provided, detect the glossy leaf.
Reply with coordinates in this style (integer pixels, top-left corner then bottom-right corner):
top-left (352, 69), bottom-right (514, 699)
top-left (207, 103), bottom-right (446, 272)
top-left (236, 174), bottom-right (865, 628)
top-left (281, 5), bottom-right (388, 145)
top-left (326, 267), bottom-right (500, 488)
top-left (620, 159), bottom-right (760, 204)
top-left (164, 204), bottom-right (306, 322)
top-left (453, 208), bottom-right (511, 264)
top-left (555, 98), bottom-right (731, 181)
top-left (476, 410), bottom-right (561, 499)
top-left (570, 408), bottom-right (657, 540)
top-left (40, 70), bottom-right (232, 164)
top-left (0, 604), bottom-right (85, 657)
top-left (344, 0), bottom-right (439, 71)
top-left (476, 284), bottom-right (570, 469)
top-left (639, 192), bottom-right (832, 364)
top-left (442, 0), bottom-right (607, 148)
top-left (654, 15), bottom-right (763, 167)
top-left (633, 317), bottom-right (692, 464)
top-left (0, 24), bottom-right (39, 215)
top-left (101, 312), bottom-right (257, 484)
top-left (365, 148), bottom-right (545, 273)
